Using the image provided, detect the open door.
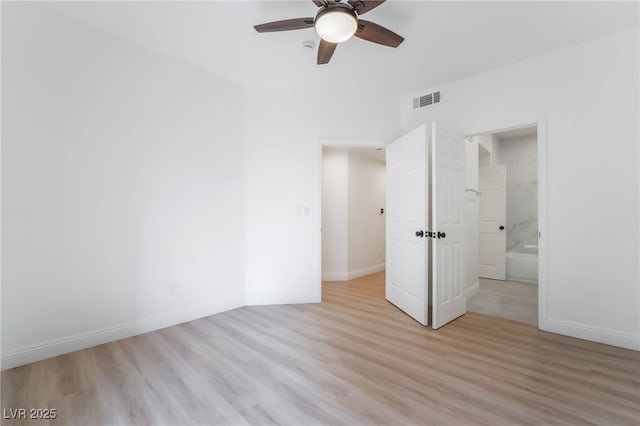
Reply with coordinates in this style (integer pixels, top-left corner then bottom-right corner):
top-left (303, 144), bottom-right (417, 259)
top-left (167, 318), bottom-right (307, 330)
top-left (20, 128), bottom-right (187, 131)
top-left (386, 125), bottom-right (428, 325)
top-left (431, 122), bottom-right (466, 329)
top-left (478, 165), bottom-right (507, 280)
top-left (386, 122), bottom-right (466, 329)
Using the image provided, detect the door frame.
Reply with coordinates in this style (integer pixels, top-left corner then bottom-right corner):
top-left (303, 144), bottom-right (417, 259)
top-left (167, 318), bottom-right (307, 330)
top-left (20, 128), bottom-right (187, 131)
top-left (316, 137), bottom-right (387, 301)
top-left (464, 117), bottom-right (548, 330)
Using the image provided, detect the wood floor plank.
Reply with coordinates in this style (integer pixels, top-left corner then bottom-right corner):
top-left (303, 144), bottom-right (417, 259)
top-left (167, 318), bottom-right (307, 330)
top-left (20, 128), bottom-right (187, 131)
top-left (2, 271), bottom-right (639, 425)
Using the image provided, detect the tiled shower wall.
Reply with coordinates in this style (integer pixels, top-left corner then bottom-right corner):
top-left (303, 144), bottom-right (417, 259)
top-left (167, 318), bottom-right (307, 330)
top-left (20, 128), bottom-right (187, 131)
top-left (497, 134), bottom-right (538, 252)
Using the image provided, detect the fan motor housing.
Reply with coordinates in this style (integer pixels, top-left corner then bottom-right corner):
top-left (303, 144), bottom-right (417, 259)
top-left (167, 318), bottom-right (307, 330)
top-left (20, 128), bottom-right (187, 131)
top-left (316, 2), bottom-right (357, 19)
top-left (315, 4), bottom-right (359, 43)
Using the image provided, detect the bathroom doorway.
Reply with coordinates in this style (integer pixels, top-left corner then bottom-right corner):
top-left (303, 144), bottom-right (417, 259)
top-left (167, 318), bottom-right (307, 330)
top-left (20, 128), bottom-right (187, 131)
top-left (466, 125), bottom-right (539, 325)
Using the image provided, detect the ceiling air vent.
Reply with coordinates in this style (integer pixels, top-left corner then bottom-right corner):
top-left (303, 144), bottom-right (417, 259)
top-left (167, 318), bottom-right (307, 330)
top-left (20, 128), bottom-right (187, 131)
top-left (412, 91), bottom-right (441, 109)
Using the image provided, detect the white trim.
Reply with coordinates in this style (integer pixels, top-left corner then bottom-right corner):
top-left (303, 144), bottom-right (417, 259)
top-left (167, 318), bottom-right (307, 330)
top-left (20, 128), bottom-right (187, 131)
top-left (322, 263), bottom-right (386, 282)
top-left (349, 263), bottom-right (385, 279)
top-left (536, 119), bottom-right (549, 334)
top-left (245, 294), bottom-right (319, 306)
top-left (465, 281), bottom-right (480, 301)
top-left (1, 301), bottom-right (242, 370)
top-left (321, 271), bottom-right (349, 281)
top-left (318, 137), bottom-right (387, 150)
top-left (316, 143), bottom-right (323, 302)
top-left (506, 276), bottom-right (538, 285)
top-left (464, 117), bottom-right (548, 334)
top-left (544, 318), bottom-right (640, 351)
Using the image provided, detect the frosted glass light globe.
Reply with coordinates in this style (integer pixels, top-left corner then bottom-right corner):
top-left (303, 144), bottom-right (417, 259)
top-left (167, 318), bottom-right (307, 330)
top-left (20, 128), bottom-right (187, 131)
top-left (315, 8), bottom-right (358, 43)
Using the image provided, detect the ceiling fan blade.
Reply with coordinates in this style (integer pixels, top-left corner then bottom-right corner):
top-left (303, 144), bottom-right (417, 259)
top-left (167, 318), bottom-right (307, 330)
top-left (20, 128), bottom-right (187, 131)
top-left (311, 0), bottom-right (326, 6)
top-left (348, 0), bottom-right (385, 15)
top-left (317, 39), bottom-right (337, 64)
top-left (355, 20), bottom-right (404, 48)
top-left (254, 17), bottom-right (315, 33)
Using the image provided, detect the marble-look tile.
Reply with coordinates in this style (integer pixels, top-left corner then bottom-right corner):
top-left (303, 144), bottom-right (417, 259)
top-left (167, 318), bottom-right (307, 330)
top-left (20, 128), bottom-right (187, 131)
top-left (498, 134), bottom-right (538, 252)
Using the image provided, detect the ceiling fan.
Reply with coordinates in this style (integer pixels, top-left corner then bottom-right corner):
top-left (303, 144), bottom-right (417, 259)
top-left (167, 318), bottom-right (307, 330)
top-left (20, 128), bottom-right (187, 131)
top-left (254, 0), bottom-right (404, 65)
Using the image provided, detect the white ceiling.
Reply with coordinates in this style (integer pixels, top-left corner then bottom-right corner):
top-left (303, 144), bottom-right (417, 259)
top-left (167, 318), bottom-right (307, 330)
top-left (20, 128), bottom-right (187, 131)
top-left (44, 1), bottom-right (639, 95)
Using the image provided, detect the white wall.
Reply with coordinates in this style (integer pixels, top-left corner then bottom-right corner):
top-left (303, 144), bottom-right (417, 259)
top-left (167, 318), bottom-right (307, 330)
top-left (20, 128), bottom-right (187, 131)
top-left (243, 87), bottom-right (400, 305)
top-left (402, 28), bottom-right (640, 350)
top-left (478, 138), bottom-right (492, 167)
top-left (321, 150), bottom-right (348, 279)
top-left (2, 4), bottom-right (246, 368)
top-left (476, 134), bottom-right (497, 164)
top-left (498, 134), bottom-right (538, 252)
top-left (347, 151), bottom-right (386, 276)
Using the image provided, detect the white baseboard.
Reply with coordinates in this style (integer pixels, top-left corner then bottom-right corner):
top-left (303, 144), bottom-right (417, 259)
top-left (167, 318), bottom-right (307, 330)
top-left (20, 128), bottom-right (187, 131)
top-left (244, 293), bottom-right (320, 306)
top-left (541, 317), bottom-right (640, 351)
top-left (321, 271), bottom-right (349, 281)
top-left (1, 300), bottom-right (242, 370)
top-left (465, 280), bottom-right (480, 301)
top-left (322, 263), bottom-right (385, 282)
top-left (506, 275), bottom-right (538, 285)
top-left (348, 263), bottom-right (385, 280)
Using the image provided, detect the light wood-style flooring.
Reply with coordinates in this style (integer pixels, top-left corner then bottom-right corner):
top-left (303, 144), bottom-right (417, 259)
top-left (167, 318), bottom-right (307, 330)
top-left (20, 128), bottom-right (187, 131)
top-left (2, 271), bottom-right (639, 425)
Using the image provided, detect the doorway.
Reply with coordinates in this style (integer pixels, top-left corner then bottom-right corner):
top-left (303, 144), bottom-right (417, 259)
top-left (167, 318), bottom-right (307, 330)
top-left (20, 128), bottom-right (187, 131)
top-left (465, 125), bottom-right (541, 326)
top-left (320, 146), bottom-right (387, 288)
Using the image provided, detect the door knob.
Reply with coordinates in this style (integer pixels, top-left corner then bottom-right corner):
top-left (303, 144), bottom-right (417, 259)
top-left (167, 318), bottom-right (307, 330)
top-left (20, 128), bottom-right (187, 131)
top-left (415, 230), bottom-right (424, 238)
top-left (499, 226), bottom-right (505, 230)
top-left (437, 232), bottom-right (446, 239)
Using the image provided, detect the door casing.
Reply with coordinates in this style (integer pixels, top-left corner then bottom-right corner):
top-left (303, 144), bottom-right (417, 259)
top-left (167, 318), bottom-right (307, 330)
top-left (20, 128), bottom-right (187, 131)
top-left (464, 118), bottom-right (547, 331)
top-left (317, 138), bottom-right (387, 301)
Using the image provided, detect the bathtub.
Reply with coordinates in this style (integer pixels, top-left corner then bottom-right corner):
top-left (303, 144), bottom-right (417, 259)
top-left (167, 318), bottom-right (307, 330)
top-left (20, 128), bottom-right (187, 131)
top-left (506, 245), bottom-right (538, 284)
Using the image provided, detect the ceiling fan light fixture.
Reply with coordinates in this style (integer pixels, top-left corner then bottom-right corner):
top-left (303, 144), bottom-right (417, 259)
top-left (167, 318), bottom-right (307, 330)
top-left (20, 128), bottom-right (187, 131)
top-left (253, 0), bottom-right (403, 65)
top-left (315, 6), bottom-right (358, 43)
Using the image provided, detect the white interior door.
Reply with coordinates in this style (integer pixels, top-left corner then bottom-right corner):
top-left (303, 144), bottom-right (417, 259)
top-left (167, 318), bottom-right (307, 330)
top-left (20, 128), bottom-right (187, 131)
top-left (431, 122), bottom-right (466, 329)
top-left (386, 125), bottom-right (428, 325)
top-left (478, 165), bottom-right (507, 280)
